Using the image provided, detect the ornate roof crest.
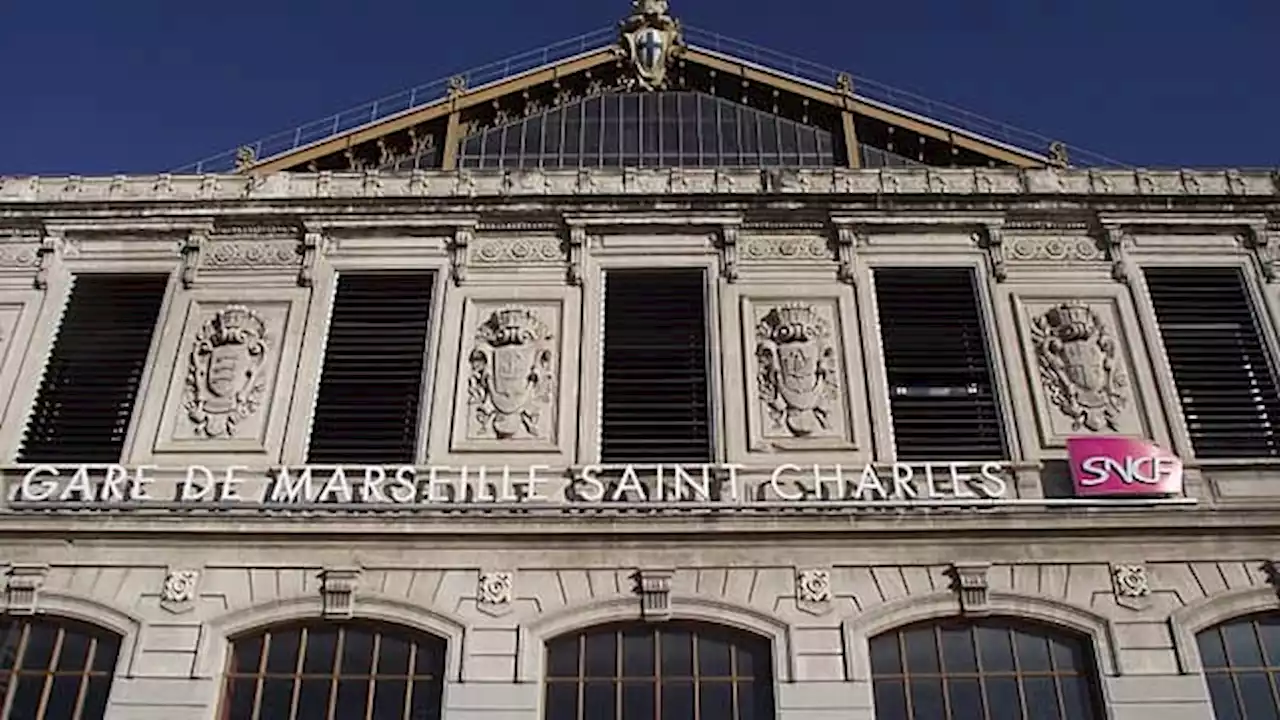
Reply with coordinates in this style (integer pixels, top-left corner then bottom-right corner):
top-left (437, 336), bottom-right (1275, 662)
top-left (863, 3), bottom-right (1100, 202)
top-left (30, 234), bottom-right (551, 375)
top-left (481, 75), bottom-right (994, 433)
top-left (617, 0), bottom-right (684, 91)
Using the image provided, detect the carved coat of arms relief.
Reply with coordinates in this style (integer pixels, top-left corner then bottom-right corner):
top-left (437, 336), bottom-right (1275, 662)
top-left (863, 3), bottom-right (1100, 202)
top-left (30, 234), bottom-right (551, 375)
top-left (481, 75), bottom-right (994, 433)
top-left (1031, 301), bottom-right (1130, 432)
top-left (468, 307), bottom-right (556, 440)
top-left (755, 304), bottom-right (840, 438)
top-left (617, 0), bottom-right (683, 91)
top-left (184, 305), bottom-right (270, 438)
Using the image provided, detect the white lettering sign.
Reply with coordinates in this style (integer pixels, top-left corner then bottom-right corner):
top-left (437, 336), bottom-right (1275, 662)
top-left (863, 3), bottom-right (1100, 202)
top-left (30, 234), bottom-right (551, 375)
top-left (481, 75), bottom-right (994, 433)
top-left (8, 462), bottom-right (1013, 508)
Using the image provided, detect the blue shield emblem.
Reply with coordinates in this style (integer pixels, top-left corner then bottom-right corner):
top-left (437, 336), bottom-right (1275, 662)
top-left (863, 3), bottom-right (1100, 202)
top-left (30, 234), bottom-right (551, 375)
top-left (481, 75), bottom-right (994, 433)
top-left (635, 27), bottom-right (665, 75)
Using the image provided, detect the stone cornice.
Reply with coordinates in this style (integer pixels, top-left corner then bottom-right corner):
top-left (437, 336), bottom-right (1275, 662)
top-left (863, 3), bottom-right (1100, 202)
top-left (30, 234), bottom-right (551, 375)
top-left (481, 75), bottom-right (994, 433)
top-left (0, 167), bottom-right (1276, 205)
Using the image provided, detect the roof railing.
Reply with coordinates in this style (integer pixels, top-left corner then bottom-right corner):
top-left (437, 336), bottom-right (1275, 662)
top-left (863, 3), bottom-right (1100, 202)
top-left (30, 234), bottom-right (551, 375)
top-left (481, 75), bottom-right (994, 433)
top-left (173, 25), bottom-right (1127, 174)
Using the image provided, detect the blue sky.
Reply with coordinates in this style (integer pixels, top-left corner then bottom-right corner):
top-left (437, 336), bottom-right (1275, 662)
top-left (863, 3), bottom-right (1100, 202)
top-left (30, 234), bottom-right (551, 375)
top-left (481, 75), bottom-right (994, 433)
top-left (1, 0), bottom-right (1275, 175)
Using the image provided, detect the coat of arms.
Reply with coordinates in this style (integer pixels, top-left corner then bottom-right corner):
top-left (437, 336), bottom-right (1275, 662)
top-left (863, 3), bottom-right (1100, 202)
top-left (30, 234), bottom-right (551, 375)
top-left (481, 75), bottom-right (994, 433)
top-left (617, 0), bottom-right (683, 90)
top-left (1031, 301), bottom-right (1129, 431)
top-left (468, 308), bottom-right (556, 440)
top-left (756, 304), bottom-right (839, 437)
top-left (184, 305), bottom-right (269, 438)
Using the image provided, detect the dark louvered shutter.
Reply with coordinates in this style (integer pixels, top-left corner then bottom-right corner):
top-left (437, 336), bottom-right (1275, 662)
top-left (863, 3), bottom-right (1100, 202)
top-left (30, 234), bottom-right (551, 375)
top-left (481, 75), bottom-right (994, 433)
top-left (1145, 267), bottom-right (1280, 458)
top-left (307, 273), bottom-right (434, 464)
top-left (19, 274), bottom-right (169, 463)
top-left (600, 269), bottom-right (711, 463)
top-left (874, 267), bottom-right (1005, 460)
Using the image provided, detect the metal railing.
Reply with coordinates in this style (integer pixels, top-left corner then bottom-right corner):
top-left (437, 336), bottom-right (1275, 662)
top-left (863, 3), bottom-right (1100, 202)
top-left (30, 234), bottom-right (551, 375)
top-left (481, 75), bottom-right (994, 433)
top-left (174, 24), bottom-right (1127, 174)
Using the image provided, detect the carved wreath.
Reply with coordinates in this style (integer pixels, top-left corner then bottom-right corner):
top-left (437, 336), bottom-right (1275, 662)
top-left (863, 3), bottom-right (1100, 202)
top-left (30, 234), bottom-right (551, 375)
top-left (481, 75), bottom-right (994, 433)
top-left (756, 304), bottom-right (839, 437)
top-left (468, 308), bottom-right (555, 440)
top-left (1031, 301), bottom-right (1129, 432)
top-left (184, 305), bottom-right (269, 438)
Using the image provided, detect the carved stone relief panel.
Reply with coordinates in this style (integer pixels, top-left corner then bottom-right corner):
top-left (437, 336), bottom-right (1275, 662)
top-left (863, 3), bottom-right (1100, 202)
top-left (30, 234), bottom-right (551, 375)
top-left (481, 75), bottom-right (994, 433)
top-left (138, 288), bottom-right (308, 461)
top-left (450, 300), bottom-right (564, 454)
top-left (740, 296), bottom-right (858, 454)
top-left (467, 307), bottom-right (556, 441)
top-left (1015, 296), bottom-right (1146, 447)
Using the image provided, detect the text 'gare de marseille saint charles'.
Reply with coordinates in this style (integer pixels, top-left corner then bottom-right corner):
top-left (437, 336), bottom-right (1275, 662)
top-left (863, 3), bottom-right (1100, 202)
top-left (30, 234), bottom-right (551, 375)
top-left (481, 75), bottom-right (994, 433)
top-left (9, 461), bottom-right (1026, 505)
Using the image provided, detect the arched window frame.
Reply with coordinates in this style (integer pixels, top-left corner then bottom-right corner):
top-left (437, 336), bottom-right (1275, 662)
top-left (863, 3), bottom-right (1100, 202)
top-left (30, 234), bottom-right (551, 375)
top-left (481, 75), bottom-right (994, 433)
top-left (194, 594), bottom-right (465, 682)
top-left (14, 591), bottom-right (141, 677)
top-left (1170, 585), bottom-right (1280, 675)
top-left (842, 590), bottom-right (1119, 682)
top-left (518, 596), bottom-right (793, 685)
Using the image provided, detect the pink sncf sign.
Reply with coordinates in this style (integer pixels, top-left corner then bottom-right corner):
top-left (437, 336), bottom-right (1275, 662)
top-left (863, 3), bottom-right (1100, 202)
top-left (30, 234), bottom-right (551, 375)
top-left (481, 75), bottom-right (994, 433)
top-left (1066, 436), bottom-right (1184, 497)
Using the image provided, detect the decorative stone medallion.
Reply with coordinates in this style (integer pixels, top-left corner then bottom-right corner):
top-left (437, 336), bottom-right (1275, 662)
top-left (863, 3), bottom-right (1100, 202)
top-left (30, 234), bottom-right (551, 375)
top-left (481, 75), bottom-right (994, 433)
top-left (1111, 564), bottom-right (1151, 610)
top-left (1031, 301), bottom-right (1129, 432)
top-left (477, 571), bottom-right (515, 616)
top-left (468, 307), bottom-right (556, 440)
top-left (160, 569), bottom-right (200, 614)
top-left (756, 304), bottom-right (840, 438)
top-left (184, 305), bottom-right (270, 438)
top-left (796, 568), bottom-right (833, 615)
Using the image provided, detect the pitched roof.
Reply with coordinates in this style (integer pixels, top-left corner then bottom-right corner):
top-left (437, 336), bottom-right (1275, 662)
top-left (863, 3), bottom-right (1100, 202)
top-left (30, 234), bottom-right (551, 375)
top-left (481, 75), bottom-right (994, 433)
top-left (175, 8), bottom-right (1125, 175)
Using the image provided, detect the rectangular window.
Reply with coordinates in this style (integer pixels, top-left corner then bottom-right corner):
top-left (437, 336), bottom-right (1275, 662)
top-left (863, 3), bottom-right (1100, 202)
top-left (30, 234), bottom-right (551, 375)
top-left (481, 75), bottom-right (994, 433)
top-left (19, 273), bottom-right (169, 463)
top-left (600, 269), bottom-right (711, 464)
top-left (874, 267), bottom-right (1005, 460)
top-left (307, 272), bottom-right (435, 464)
top-left (1145, 266), bottom-right (1280, 458)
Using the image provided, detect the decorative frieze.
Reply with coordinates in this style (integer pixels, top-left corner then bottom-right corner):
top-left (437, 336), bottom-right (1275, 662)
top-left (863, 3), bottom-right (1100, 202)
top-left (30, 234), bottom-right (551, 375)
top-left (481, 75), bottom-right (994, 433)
top-left (471, 237), bottom-right (564, 265)
top-left (160, 569), bottom-right (200, 614)
top-left (1, 168), bottom-right (1276, 204)
top-left (1031, 301), bottom-right (1130, 433)
top-left (740, 235), bottom-right (830, 262)
top-left (467, 307), bottom-right (557, 441)
top-left (949, 562), bottom-right (990, 614)
top-left (755, 303), bottom-right (840, 439)
top-left (320, 568), bottom-right (361, 619)
top-left (184, 305), bottom-right (271, 439)
top-left (4, 564), bottom-right (48, 615)
top-left (633, 568), bottom-right (674, 622)
top-left (202, 239), bottom-right (302, 269)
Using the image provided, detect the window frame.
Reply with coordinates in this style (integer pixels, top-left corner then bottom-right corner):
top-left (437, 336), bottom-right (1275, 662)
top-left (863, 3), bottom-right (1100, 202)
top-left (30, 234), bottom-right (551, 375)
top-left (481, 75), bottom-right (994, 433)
top-left (0, 613), bottom-right (125, 720)
top-left (579, 251), bottom-right (725, 467)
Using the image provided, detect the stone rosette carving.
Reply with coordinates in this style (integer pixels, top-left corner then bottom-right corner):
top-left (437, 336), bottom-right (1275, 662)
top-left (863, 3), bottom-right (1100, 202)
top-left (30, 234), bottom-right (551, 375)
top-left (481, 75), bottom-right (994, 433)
top-left (468, 308), bottom-right (556, 440)
top-left (202, 239), bottom-right (301, 268)
top-left (756, 304), bottom-right (839, 437)
top-left (477, 572), bottom-right (514, 616)
top-left (1031, 301), bottom-right (1129, 432)
top-left (1007, 236), bottom-right (1103, 263)
top-left (796, 569), bottom-right (832, 604)
top-left (741, 236), bottom-right (829, 262)
top-left (1111, 564), bottom-right (1151, 610)
top-left (0, 242), bottom-right (39, 268)
top-left (185, 305), bottom-right (270, 438)
top-left (472, 237), bottom-right (563, 265)
top-left (160, 569), bottom-right (200, 613)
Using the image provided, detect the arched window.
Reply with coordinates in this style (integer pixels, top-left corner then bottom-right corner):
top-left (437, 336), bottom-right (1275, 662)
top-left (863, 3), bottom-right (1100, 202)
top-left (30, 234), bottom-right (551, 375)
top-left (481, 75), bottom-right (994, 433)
top-left (544, 621), bottom-right (775, 720)
top-left (219, 620), bottom-right (446, 720)
top-left (0, 615), bottom-right (121, 720)
top-left (1198, 611), bottom-right (1280, 719)
top-left (869, 617), bottom-right (1104, 720)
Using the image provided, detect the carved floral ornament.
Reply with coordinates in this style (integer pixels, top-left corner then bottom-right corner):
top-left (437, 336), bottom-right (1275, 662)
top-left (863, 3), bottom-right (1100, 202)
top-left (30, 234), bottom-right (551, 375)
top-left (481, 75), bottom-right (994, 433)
top-left (185, 305), bottom-right (270, 438)
top-left (161, 569), bottom-right (200, 604)
top-left (468, 307), bottom-right (556, 440)
top-left (756, 304), bottom-right (840, 437)
top-left (1031, 301), bottom-right (1129, 432)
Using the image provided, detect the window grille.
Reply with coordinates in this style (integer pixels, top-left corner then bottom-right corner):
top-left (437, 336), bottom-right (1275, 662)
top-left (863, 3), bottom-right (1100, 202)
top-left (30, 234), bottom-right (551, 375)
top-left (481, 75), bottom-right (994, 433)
top-left (19, 274), bottom-right (168, 463)
top-left (600, 269), bottom-right (711, 464)
top-left (1198, 611), bottom-right (1280, 720)
top-left (308, 272), bottom-right (435, 464)
top-left (1145, 266), bottom-right (1280, 458)
top-left (544, 621), bottom-right (775, 720)
top-left (873, 267), bottom-right (1005, 460)
top-left (870, 618), bottom-right (1104, 720)
top-left (220, 620), bottom-right (445, 720)
top-left (0, 615), bottom-right (121, 720)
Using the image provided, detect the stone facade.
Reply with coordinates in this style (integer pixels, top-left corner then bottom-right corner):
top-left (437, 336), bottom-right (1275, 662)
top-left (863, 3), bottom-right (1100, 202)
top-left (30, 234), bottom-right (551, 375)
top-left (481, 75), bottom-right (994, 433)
top-left (0, 166), bottom-right (1279, 719)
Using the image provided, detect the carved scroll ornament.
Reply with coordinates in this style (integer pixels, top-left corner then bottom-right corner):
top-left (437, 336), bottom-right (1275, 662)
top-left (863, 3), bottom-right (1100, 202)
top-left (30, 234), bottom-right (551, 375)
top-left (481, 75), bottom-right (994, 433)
top-left (468, 308), bottom-right (555, 440)
top-left (184, 305), bottom-right (269, 438)
top-left (1031, 301), bottom-right (1129, 432)
top-left (756, 304), bottom-right (839, 437)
